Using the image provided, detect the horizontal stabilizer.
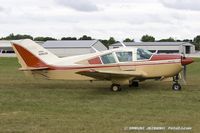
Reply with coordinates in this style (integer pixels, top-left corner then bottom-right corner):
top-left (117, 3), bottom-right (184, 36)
top-left (19, 67), bottom-right (49, 71)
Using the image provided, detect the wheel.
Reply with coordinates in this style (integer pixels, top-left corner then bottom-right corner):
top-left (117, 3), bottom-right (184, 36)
top-left (172, 83), bottom-right (181, 91)
top-left (132, 81), bottom-right (139, 87)
top-left (129, 81), bottom-right (139, 87)
top-left (111, 84), bottom-right (121, 92)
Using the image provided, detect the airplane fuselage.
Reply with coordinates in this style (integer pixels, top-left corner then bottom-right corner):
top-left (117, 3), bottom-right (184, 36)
top-left (12, 39), bottom-right (193, 90)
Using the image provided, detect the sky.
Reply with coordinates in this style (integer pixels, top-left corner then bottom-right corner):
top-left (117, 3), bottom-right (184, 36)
top-left (0, 0), bottom-right (200, 41)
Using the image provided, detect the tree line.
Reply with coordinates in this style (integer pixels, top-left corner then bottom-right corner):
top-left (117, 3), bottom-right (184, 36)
top-left (1, 33), bottom-right (200, 50)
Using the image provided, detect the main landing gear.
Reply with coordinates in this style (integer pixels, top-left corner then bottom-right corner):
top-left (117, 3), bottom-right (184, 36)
top-left (110, 84), bottom-right (121, 92)
top-left (110, 81), bottom-right (139, 92)
top-left (172, 75), bottom-right (181, 91)
top-left (129, 81), bottom-right (139, 87)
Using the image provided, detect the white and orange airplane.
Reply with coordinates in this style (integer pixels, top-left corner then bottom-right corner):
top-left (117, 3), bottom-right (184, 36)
top-left (11, 39), bottom-right (193, 91)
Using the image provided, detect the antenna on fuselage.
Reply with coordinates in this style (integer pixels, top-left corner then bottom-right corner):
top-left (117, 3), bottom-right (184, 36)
top-left (120, 42), bottom-right (126, 47)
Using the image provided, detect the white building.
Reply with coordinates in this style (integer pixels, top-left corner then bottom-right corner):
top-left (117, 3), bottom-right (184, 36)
top-left (109, 42), bottom-right (195, 54)
top-left (0, 40), bottom-right (14, 54)
top-left (42, 40), bottom-right (107, 57)
top-left (0, 40), bottom-right (44, 57)
top-left (0, 40), bottom-right (107, 57)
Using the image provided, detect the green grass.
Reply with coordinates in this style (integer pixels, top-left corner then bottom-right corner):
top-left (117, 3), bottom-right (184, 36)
top-left (0, 57), bottom-right (200, 133)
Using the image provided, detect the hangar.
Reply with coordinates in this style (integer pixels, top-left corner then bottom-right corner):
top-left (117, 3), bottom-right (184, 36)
top-left (110, 42), bottom-right (195, 54)
top-left (0, 41), bottom-right (14, 54)
top-left (42, 40), bottom-right (107, 57)
top-left (0, 40), bottom-right (107, 57)
top-left (0, 40), bottom-right (44, 57)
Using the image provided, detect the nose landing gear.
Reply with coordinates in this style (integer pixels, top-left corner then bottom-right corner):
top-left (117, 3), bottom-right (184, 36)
top-left (172, 75), bottom-right (181, 91)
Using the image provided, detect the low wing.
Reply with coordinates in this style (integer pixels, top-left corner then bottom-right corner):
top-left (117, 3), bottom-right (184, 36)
top-left (76, 69), bottom-right (146, 80)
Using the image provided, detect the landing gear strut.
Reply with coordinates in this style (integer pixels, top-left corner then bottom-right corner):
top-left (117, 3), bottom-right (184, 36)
top-left (129, 81), bottom-right (139, 87)
top-left (110, 84), bottom-right (121, 92)
top-left (172, 75), bottom-right (181, 91)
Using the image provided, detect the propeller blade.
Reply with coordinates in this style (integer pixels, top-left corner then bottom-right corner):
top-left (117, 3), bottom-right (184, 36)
top-left (183, 65), bottom-right (186, 80)
top-left (181, 65), bottom-right (187, 85)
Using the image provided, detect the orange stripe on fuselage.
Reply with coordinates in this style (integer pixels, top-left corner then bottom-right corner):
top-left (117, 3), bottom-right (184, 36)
top-left (49, 61), bottom-right (181, 70)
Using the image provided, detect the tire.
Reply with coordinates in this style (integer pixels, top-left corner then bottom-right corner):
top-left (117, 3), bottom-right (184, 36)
top-left (111, 84), bottom-right (121, 92)
top-left (172, 83), bottom-right (181, 91)
top-left (132, 81), bottom-right (139, 87)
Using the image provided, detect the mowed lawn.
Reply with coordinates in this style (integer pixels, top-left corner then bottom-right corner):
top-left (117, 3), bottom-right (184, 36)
top-left (0, 57), bottom-right (200, 133)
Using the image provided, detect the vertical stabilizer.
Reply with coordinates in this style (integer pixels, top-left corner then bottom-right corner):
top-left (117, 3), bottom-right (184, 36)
top-left (11, 39), bottom-right (59, 69)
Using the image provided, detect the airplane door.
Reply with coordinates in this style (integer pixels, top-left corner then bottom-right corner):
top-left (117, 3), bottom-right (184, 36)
top-left (115, 51), bottom-right (136, 71)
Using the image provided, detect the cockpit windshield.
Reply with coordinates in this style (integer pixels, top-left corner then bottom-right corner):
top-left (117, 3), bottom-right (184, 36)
top-left (137, 48), bottom-right (152, 60)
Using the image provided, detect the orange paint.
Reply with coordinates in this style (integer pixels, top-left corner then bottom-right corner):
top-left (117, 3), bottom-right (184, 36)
top-left (13, 44), bottom-right (47, 68)
top-left (151, 54), bottom-right (181, 61)
top-left (181, 57), bottom-right (193, 65)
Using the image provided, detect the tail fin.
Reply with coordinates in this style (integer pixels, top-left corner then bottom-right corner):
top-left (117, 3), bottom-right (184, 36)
top-left (11, 39), bottom-right (59, 70)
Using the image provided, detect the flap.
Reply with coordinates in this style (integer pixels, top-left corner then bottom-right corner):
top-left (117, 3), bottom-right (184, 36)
top-left (76, 69), bottom-right (146, 80)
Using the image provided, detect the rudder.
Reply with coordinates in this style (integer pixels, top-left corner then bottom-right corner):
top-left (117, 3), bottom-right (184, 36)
top-left (11, 39), bottom-right (59, 69)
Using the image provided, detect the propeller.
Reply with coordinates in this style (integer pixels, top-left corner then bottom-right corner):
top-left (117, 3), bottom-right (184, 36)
top-left (181, 52), bottom-right (187, 84)
top-left (180, 53), bottom-right (193, 85)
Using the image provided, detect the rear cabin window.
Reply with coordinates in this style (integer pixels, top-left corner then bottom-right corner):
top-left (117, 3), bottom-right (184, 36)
top-left (116, 52), bottom-right (132, 62)
top-left (137, 48), bottom-right (152, 60)
top-left (101, 53), bottom-right (116, 64)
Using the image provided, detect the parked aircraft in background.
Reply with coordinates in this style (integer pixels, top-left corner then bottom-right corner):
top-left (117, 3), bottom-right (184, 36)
top-left (11, 39), bottom-right (193, 91)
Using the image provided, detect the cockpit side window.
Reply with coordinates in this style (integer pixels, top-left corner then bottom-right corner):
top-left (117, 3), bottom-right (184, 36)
top-left (101, 53), bottom-right (116, 64)
top-left (116, 52), bottom-right (132, 62)
top-left (137, 48), bottom-right (152, 60)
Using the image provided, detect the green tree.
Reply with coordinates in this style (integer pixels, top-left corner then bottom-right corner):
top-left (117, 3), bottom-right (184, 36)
top-left (108, 37), bottom-right (116, 45)
top-left (61, 37), bottom-right (77, 40)
top-left (34, 37), bottom-right (56, 41)
top-left (193, 35), bottom-right (200, 50)
top-left (79, 35), bottom-right (92, 40)
top-left (157, 37), bottom-right (175, 42)
top-left (0, 33), bottom-right (33, 40)
top-left (176, 39), bottom-right (193, 43)
top-left (182, 39), bottom-right (193, 43)
top-left (123, 38), bottom-right (134, 42)
top-left (141, 35), bottom-right (155, 42)
top-left (99, 37), bottom-right (116, 48)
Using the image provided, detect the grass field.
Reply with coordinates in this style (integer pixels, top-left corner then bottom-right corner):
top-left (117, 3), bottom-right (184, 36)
top-left (0, 57), bottom-right (200, 133)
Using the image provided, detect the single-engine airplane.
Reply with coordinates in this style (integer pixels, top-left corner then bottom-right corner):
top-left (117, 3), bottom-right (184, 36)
top-left (11, 39), bottom-right (193, 91)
